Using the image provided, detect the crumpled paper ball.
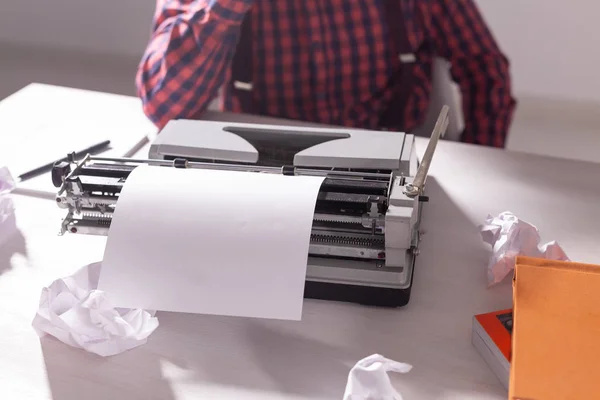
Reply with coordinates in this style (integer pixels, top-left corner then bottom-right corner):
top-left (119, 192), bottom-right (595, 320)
top-left (32, 262), bottom-right (159, 356)
top-left (480, 211), bottom-right (569, 286)
top-left (0, 166), bottom-right (16, 196)
top-left (0, 196), bottom-right (16, 247)
top-left (0, 166), bottom-right (17, 244)
top-left (343, 354), bottom-right (412, 400)
top-left (0, 166), bottom-right (16, 224)
top-left (0, 195), bottom-right (14, 225)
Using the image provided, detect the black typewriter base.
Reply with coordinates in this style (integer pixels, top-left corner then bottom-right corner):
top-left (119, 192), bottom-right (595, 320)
top-left (303, 280), bottom-right (413, 307)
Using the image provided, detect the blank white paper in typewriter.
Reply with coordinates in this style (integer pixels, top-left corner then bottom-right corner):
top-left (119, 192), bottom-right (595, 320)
top-left (97, 164), bottom-right (324, 320)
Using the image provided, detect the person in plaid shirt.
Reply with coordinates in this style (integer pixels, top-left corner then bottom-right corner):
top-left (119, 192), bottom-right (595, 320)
top-left (136, 0), bottom-right (516, 147)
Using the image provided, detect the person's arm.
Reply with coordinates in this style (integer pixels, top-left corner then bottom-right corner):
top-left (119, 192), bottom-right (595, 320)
top-left (425, 0), bottom-right (516, 147)
top-left (136, 0), bottom-right (253, 129)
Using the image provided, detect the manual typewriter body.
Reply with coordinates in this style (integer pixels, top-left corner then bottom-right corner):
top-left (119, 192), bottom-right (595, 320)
top-left (53, 110), bottom-right (448, 307)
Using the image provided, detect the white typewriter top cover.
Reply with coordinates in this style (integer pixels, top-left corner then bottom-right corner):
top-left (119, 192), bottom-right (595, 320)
top-left (150, 119), bottom-right (413, 172)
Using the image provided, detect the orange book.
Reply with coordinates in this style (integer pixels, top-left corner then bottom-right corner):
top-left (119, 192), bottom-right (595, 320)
top-left (510, 256), bottom-right (600, 399)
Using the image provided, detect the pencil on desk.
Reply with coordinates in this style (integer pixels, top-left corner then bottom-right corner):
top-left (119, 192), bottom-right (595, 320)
top-left (17, 140), bottom-right (111, 182)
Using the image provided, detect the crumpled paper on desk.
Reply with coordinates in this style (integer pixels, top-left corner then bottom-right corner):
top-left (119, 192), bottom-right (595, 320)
top-left (480, 211), bottom-right (570, 286)
top-left (0, 166), bottom-right (16, 196)
top-left (0, 166), bottom-right (17, 244)
top-left (0, 195), bottom-right (15, 226)
top-left (343, 354), bottom-right (412, 400)
top-left (32, 262), bottom-right (159, 356)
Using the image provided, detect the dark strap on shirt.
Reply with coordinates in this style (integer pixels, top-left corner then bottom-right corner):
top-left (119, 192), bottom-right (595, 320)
top-left (230, 10), bottom-right (254, 112)
top-left (378, 0), bottom-right (415, 130)
top-left (229, 1), bottom-right (415, 129)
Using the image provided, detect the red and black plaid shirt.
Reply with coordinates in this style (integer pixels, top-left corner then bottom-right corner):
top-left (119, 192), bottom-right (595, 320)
top-left (136, 0), bottom-right (516, 147)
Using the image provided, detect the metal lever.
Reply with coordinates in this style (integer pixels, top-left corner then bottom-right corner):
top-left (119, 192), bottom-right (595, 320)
top-left (403, 105), bottom-right (449, 198)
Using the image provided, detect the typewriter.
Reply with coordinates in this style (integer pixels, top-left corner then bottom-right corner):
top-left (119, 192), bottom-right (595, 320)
top-left (52, 107), bottom-right (448, 307)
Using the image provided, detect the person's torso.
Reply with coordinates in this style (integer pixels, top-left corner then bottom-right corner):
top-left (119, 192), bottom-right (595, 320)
top-left (225, 0), bottom-right (434, 131)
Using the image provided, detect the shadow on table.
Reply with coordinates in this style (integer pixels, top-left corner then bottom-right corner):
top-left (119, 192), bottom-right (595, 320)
top-left (41, 311), bottom-right (352, 400)
top-left (40, 175), bottom-right (507, 399)
top-left (385, 175), bottom-right (510, 398)
top-left (408, 174), bottom-right (513, 323)
top-left (0, 205), bottom-right (27, 275)
top-left (41, 337), bottom-right (176, 400)
top-left (151, 311), bottom-right (353, 398)
top-left (416, 175), bottom-right (494, 287)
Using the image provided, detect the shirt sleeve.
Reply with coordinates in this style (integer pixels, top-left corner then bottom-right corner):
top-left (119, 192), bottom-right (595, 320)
top-left (425, 0), bottom-right (517, 147)
top-left (135, 0), bottom-right (253, 129)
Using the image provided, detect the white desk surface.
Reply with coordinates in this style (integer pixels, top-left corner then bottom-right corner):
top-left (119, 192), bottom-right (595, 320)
top-left (1, 85), bottom-right (600, 400)
top-left (0, 83), bottom-right (155, 196)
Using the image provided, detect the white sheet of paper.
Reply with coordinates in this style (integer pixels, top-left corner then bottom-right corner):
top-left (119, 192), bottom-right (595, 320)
top-left (97, 165), bottom-right (324, 320)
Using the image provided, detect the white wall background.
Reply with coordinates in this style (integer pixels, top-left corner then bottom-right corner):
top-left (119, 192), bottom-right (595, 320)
top-left (474, 0), bottom-right (600, 103)
top-left (0, 0), bottom-right (154, 59)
